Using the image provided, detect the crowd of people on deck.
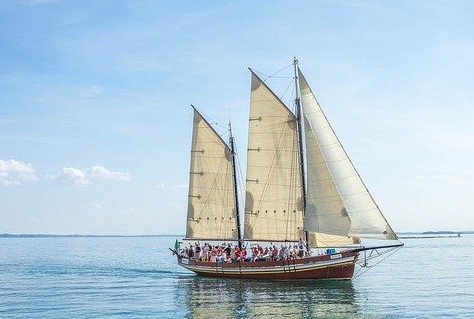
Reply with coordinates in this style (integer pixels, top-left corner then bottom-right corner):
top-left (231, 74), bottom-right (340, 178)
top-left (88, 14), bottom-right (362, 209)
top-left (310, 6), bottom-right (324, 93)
top-left (178, 237), bottom-right (311, 263)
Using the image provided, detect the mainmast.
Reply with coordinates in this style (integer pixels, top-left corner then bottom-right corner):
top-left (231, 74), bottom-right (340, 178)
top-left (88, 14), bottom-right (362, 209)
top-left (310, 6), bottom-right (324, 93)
top-left (293, 58), bottom-right (309, 250)
top-left (229, 122), bottom-right (243, 249)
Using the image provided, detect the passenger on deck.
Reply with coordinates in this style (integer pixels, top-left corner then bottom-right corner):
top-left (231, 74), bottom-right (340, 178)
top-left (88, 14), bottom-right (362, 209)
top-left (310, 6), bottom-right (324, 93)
top-left (230, 246), bottom-right (237, 262)
top-left (271, 245), bottom-right (279, 260)
top-left (194, 242), bottom-right (201, 260)
top-left (262, 247), bottom-right (270, 260)
top-left (248, 246), bottom-right (258, 262)
top-left (253, 245), bottom-right (264, 261)
top-left (298, 237), bottom-right (306, 257)
top-left (224, 244), bottom-right (232, 260)
top-left (283, 245), bottom-right (290, 260)
top-left (209, 251), bottom-right (217, 262)
top-left (202, 243), bottom-right (210, 261)
top-left (235, 247), bottom-right (246, 262)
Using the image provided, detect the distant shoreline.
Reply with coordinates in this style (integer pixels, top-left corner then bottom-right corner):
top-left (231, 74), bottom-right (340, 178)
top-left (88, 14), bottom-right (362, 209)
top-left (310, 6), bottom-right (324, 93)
top-left (0, 233), bottom-right (183, 238)
top-left (399, 235), bottom-right (462, 239)
top-left (1, 231), bottom-right (472, 239)
top-left (399, 230), bottom-right (467, 239)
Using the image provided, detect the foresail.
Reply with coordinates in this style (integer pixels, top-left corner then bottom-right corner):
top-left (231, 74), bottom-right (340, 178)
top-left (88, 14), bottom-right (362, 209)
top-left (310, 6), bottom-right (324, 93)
top-left (303, 111), bottom-right (352, 238)
top-left (244, 71), bottom-right (304, 242)
top-left (298, 69), bottom-right (398, 240)
top-left (185, 108), bottom-right (238, 241)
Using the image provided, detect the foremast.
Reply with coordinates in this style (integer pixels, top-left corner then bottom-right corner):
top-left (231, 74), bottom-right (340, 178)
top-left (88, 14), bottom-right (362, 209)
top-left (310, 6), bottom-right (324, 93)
top-left (229, 122), bottom-right (243, 249)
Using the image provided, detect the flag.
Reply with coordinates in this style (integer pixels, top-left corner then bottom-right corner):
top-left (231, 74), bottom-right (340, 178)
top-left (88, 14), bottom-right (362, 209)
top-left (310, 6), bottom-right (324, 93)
top-left (174, 239), bottom-right (179, 250)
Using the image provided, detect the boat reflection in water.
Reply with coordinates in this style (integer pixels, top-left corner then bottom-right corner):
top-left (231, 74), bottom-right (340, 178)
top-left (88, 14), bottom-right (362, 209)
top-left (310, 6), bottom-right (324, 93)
top-left (176, 276), bottom-right (357, 319)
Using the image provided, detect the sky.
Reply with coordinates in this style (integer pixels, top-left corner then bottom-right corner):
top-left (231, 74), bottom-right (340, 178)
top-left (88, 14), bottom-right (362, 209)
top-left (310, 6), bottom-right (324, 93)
top-left (1, 0), bottom-right (473, 235)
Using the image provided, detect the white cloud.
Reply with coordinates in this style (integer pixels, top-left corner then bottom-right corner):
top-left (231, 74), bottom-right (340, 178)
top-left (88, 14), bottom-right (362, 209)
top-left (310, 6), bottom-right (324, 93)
top-left (91, 203), bottom-right (103, 210)
top-left (89, 165), bottom-right (131, 181)
top-left (155, 183), bottom-right (188, 189)
top-left (53, 167), bottom-right (90, 187)
top-left (49, 165), bottom-right (131, 187)
top-left (0, 159), bottom-right (38, 186)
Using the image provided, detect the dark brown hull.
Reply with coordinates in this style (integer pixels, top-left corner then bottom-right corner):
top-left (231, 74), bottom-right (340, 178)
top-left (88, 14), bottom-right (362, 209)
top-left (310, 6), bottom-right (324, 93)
top-left (177, 250), bottom-right (358, 280)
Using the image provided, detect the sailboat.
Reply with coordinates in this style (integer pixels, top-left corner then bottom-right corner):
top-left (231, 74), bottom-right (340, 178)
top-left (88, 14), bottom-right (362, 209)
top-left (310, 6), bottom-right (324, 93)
top-left (172, 59), bottom-right (403, 280)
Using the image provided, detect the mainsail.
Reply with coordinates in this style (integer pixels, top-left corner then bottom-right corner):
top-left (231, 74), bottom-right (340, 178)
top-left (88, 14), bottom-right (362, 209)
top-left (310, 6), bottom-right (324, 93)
top-left (243, 71), bottom-right (304, 242)
top-left (185, 107), bottom-right (238, 241)
top-left (298, 68), bottom-right (398, 240)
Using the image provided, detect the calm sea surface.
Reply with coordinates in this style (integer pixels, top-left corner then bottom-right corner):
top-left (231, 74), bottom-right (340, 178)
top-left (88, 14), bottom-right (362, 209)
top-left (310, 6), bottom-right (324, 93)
top-left (1, 235), bottom-right (473, 318)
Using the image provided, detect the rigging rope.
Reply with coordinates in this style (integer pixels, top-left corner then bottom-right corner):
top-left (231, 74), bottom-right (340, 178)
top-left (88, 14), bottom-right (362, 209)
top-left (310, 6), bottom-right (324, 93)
top-left (253, 63), bottom-right (294, 82)
top-left (353, 245), bottom-right (403, 279)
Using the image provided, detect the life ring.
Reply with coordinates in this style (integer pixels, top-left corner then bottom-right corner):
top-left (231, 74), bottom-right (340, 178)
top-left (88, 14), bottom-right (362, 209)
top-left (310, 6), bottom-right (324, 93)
top-left (216, 248), bottom-right (223, 256)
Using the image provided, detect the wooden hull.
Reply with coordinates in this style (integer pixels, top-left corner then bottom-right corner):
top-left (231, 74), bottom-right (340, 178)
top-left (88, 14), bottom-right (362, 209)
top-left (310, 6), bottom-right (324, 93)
top-left (177, 250), bottom-right (358, 280)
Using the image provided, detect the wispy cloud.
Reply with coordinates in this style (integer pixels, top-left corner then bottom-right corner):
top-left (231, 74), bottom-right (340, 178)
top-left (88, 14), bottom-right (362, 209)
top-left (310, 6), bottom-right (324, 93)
top-left (90, 202), bottom-right (103, 210)
top-left (0, 159), bottom-right (38, 186)
top-left (155, 183), bottom-right (188, 189)
top-left (89, 165), bottom-right (131, 181)
top-left (49, 165), bottom-right (131, 187)
top-left (51, 167), bottom-right (90, 187)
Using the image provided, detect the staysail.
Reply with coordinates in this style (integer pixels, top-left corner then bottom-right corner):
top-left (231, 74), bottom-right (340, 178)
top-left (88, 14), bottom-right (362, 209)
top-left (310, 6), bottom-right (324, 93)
top-left (185, 107), bottom-right (238, 241)
top-left (244, 71), bottom-right (304, 242)
top-left (298, 69), bottom-right (398, 240)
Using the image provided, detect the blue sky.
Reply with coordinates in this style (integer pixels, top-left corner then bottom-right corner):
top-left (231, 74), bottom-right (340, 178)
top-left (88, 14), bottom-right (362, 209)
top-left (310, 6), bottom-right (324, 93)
top-left (1, 0), bottom-right (473, 235)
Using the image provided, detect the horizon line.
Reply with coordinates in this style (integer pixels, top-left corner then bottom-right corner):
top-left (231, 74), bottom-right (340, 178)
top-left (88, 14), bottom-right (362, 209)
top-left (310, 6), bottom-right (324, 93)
top-left (0, 233), bottom-right (184, 238)
top-left (1, 230), bottom-right (471, 238)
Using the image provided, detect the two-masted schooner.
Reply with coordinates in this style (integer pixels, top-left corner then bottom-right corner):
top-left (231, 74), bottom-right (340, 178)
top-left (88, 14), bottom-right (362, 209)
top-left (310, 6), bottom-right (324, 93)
top-left (171, 59), bottom-right (403, 280)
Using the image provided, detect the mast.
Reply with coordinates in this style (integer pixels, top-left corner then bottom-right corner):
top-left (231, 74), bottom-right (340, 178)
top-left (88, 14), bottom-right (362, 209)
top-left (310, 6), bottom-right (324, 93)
top-left (293, 57), bottom-right (309, 250)
top-left (229, 121), bottom-right (243, 249)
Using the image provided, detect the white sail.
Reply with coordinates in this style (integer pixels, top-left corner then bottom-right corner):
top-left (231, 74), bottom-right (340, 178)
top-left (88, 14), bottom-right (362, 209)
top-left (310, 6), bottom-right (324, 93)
top-left (298, 69), bottom-right (398, 240)
top-left (308, 232), bottom-right (359, 248)
top-left (185, 108), bottom-right (238, 241)
top-left (244, 71), bottom-right (304, 242)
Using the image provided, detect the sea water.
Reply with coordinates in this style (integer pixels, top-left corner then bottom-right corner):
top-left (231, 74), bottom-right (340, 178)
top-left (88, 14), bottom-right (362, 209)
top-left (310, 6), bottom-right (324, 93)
top-left (1, 235), bottom-right (473, 318)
